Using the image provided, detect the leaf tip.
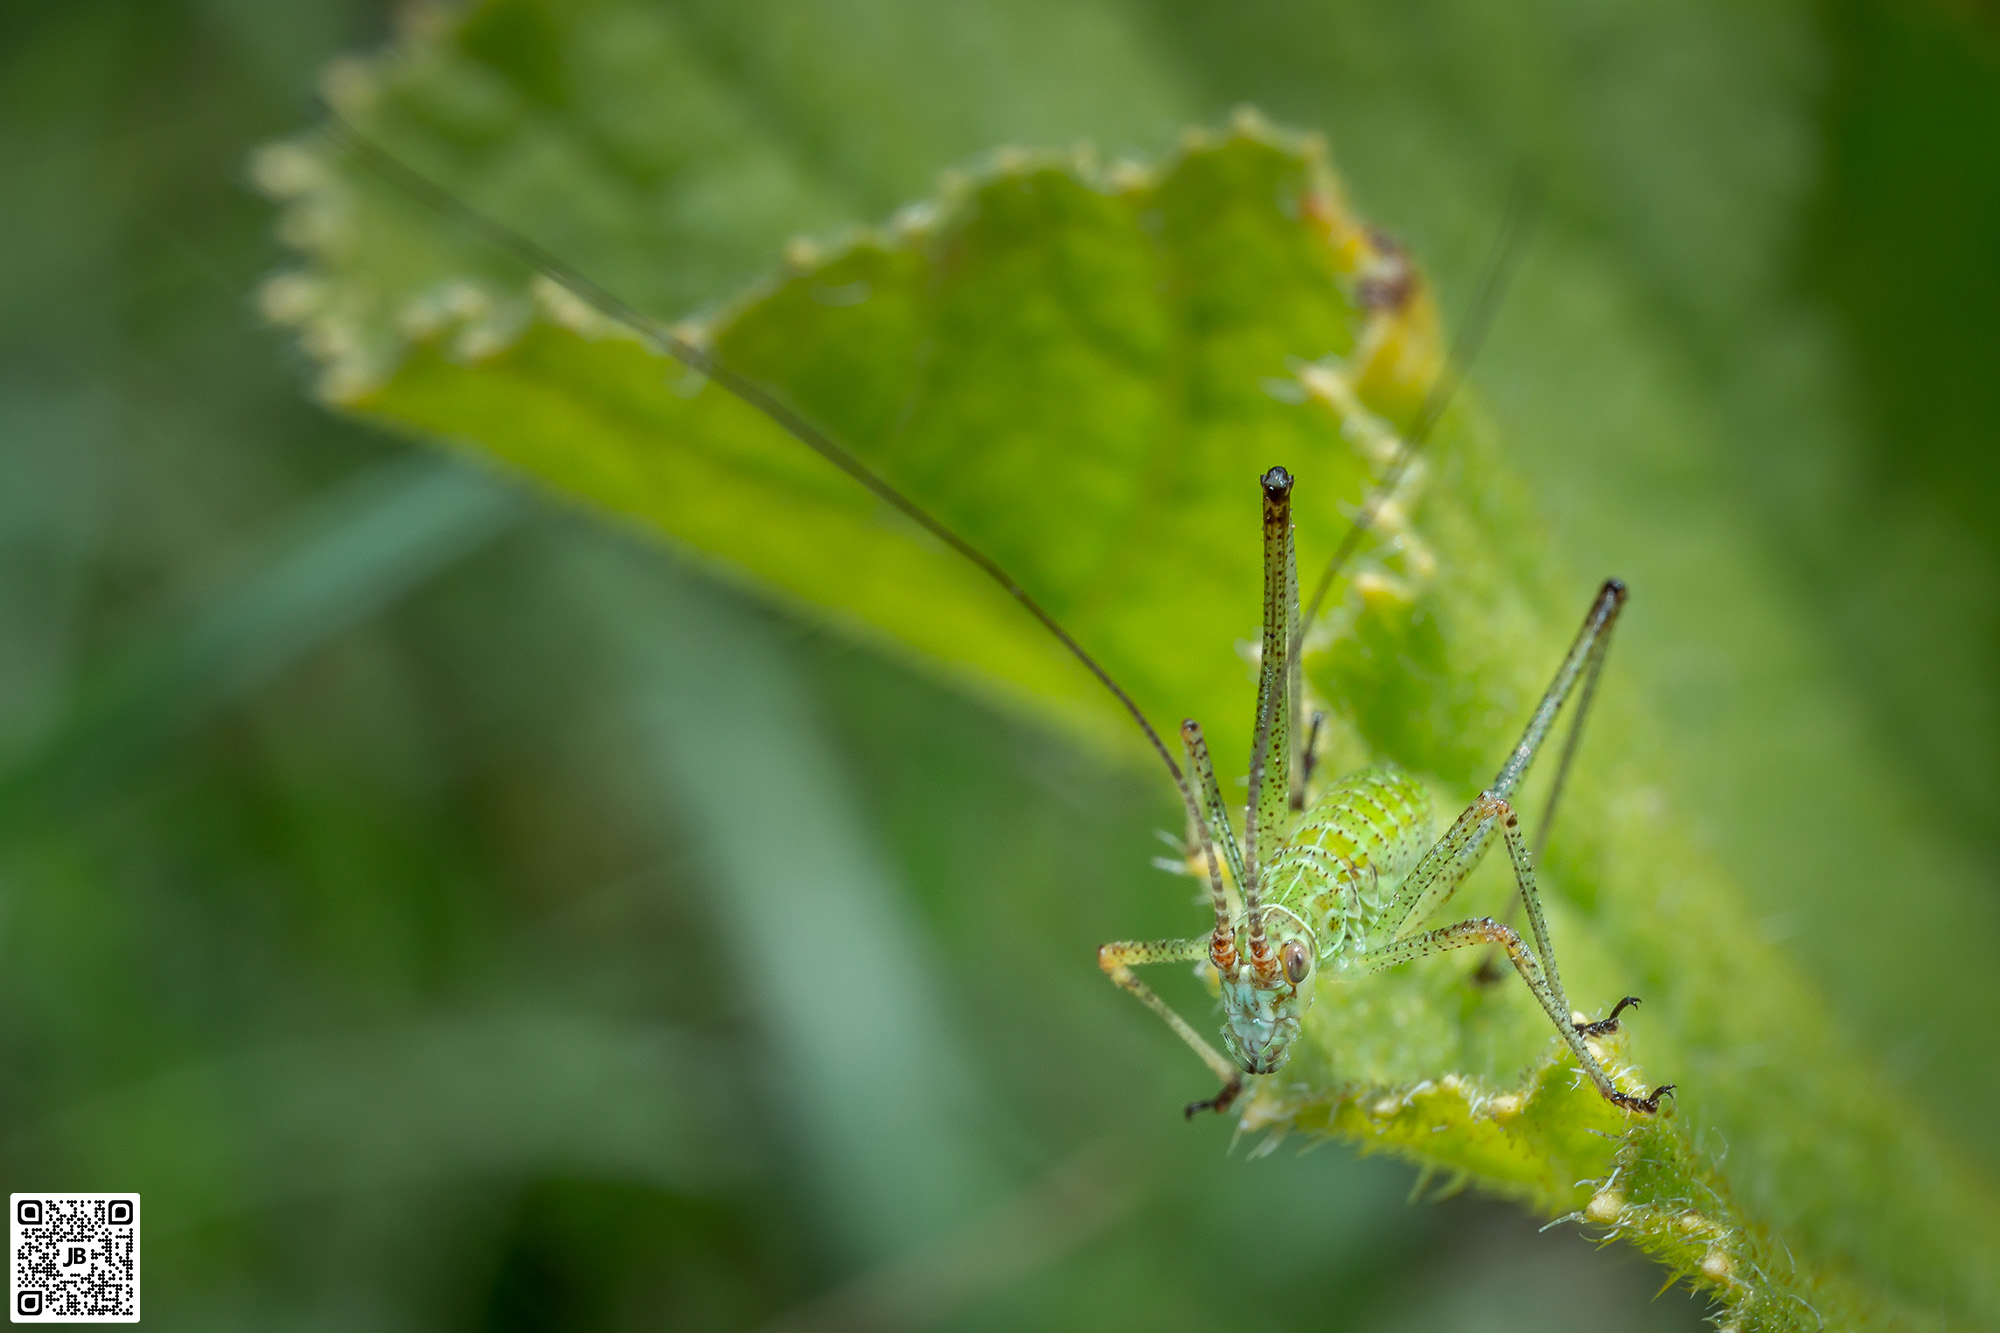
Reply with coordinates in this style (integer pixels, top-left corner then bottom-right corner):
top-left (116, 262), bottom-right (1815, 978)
top-left (247, 141), bottom-right (328, 201)
top-left (1585, 1187), bottom-right (1626, 1224)
top-left (1103, 158), bottom-right (1153, 194)
top-left (317, 53), bottom-right (380, 116)
top-left (1177, 124), bottom-right (1217, 154)
top-left (256, 271), bottom-right (321, 326)
top-left (990, 144), bottom-right (1033, 175)
top-left (891, 200), bottom-right (940, 241)
top-left (782, 234), bottom-right (825, 272)
top-left (1228, 104), bottom-right (1277, 141)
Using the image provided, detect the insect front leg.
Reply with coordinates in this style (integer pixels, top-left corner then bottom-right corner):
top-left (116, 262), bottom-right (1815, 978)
top-left (1096, 937), bottom-right (1244, 1117)
top-left (1367, 797), bottom-right (1673, 1113)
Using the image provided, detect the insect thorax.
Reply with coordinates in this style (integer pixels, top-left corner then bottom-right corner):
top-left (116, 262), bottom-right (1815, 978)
top-left (1263, 764), bottom-right (1432, 960)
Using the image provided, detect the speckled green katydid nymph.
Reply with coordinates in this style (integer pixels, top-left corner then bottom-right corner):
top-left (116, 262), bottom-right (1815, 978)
top-left (1097, 463), bottom-right (1670, 1118)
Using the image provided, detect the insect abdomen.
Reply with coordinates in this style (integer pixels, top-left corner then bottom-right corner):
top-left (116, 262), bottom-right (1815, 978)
top-left (1265, 765), bottom-right (1432, 956)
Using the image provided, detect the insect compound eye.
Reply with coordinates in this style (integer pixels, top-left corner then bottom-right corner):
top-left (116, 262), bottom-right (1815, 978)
top-left (1281, 940), bottom-right (1310, 985)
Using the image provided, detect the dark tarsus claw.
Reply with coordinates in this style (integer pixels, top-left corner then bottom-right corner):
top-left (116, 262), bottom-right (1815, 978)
top-left (1610, 1082), bottom-right (1676, 1114)
top-left (1184, 1080), bottom-right (1243, 1120)
top-left (1575, 994), bottom-right (1642, 1038)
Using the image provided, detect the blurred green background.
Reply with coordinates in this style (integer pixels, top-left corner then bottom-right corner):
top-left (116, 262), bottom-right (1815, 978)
top-left (4, 1), bottom-right (1999, 1329)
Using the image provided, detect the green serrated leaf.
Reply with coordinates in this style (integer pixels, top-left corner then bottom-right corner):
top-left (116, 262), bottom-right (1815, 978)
top-left (262, 114), bottom-right (1432, 779)
top-left (256, 6), bottom-right (2000, 1328)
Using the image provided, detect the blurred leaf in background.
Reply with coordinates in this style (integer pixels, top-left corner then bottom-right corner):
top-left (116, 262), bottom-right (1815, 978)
top-left (3, 1), bottom-right (1999, 1330)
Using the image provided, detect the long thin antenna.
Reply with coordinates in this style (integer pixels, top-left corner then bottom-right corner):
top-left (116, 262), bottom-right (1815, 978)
top-left (1293, 174), bottom-right (1542, 656)
top-left (314, 106), bottom-right (1195, 793)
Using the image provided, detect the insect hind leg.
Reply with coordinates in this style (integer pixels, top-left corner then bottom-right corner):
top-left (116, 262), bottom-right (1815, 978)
top-left (1461, 579), bottom-right (1626, 982)
top-left (1368, 797), bottom-right (1672, 1113)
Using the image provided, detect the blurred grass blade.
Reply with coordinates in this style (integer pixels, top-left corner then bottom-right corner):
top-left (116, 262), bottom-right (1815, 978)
top-left (0, 385), bottom-right (105, 767)
top-left (570, 538), bottom-right (1008, 1264)
top-left (756, 1145), bottom-right (1133, 1333)
top-left (41, 1011), bottom-right (750, 1228)
top-left (1, 451), bottom-right (522, 817)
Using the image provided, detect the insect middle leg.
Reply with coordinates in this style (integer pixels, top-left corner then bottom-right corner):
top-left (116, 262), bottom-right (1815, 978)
top-left (1096, 937), bottom-right (1244, 1117)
